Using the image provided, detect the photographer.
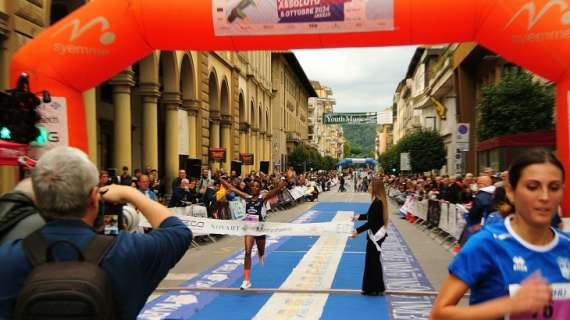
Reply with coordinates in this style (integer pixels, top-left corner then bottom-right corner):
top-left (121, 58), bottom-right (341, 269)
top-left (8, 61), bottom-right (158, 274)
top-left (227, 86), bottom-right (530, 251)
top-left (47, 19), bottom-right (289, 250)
top-left (0, 147), bottom-right (192, 319)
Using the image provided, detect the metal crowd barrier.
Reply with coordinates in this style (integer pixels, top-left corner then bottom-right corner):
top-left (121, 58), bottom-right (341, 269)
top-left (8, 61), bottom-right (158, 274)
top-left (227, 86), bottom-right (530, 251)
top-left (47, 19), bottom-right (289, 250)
top-left (389, 188), bottom-right (467, 250)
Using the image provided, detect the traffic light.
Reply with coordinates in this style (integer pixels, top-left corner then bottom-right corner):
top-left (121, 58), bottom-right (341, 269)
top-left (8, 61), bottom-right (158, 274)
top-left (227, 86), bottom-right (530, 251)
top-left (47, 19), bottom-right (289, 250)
top-left (0, 91), bottom-right (41, 144)
top-left (0, 74), bottom-right (48, 145)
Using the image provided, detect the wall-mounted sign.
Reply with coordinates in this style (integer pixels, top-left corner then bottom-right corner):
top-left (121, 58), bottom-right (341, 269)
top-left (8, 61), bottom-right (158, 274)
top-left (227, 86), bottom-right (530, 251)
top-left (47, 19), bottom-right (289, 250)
top-left (323, 112), bottom-right (377, 124)
top-left (209, 147), bottom-right (226, 161)
top-left (456, 123), bottom-right (470, 152)
top-left (239, 153), bottom-right (254, 165)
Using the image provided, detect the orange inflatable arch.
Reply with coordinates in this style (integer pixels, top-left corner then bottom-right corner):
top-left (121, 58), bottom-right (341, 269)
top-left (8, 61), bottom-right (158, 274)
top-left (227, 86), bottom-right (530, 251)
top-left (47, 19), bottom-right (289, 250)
top-left (10, 0), bottom-right (570, 212)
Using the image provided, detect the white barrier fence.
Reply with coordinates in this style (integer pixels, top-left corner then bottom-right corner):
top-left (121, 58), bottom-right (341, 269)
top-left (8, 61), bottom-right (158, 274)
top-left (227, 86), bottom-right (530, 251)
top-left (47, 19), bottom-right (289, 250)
top-left (389, 189), bottom-right (468, 243)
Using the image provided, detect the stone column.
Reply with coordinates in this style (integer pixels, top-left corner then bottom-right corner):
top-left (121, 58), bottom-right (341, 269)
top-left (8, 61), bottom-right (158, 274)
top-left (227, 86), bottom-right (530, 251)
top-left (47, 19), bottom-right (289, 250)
top-left (139, 83), bottom-right (160, 170)
top-left (0, 11), bottom-right (9, 90)
top-left (161, 92), bottom-right (182, 193)
top-left (184, 99), bottom-right (200, 159)
top-left (83, 88), bottom-right (97, 164)
top-left (239, 123), bottom-right (248, 154)
top-left (258, 131), bottom-right (265, 169)
top-left (221, 114), bottom-right (232, 172)
top-left (239, 122), bottom-right (249, 175)
top-left (109, 70), bottom-right (135, 171)
top-left (209, 111), bottom-right (221, 170)
top-left (246, 127), bottom-right (252, 174)
top-left (0, 11), bottom-right (15, 193)
top-left (251, 128), bottom-right (258, 171)
top-left (266, 134), bottom-right (272, 170)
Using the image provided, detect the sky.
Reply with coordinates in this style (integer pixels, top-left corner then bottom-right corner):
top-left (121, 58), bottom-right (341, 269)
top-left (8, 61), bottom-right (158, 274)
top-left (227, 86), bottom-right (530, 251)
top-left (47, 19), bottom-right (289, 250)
top-left (294, 46), bottom-right (418, 113)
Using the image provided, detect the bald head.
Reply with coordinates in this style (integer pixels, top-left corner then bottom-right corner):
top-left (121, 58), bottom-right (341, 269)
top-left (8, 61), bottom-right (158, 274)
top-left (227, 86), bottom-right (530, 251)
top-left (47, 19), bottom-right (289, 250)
top-left (477, 176), bottom-right (492, 188)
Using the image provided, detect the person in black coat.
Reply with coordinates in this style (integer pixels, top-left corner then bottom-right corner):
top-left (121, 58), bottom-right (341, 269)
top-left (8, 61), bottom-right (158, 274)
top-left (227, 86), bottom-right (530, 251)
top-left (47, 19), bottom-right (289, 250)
top-left (351, 177), bottom-right (389, 295)
top-left (338, 175), bottom-right (346, 192)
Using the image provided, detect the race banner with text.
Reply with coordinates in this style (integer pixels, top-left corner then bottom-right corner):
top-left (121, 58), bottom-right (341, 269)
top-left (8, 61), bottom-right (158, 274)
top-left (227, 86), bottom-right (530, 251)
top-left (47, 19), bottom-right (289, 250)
top-left (213, 0), bottom-right (394, 36)
top-left (177, 215), bottom-right (353, 237)
top-left (322, 112), bottom-right (378, 124)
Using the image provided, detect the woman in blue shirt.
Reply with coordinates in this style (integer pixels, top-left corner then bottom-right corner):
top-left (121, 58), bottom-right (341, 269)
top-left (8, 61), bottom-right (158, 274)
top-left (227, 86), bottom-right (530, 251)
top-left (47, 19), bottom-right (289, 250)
top-left (431, 150), bottom-right (570, 319)
top-left (484, 186), bottom-right (511, 226)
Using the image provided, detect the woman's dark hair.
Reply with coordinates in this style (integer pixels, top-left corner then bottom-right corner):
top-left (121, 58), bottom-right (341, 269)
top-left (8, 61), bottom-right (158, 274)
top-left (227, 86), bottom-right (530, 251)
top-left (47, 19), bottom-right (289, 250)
top-left (492, 186), bottom-right (506, 209)
top-left (508, 149), bottom-right (565, 190)
top-left (492, 186), bottom-right (513, 217)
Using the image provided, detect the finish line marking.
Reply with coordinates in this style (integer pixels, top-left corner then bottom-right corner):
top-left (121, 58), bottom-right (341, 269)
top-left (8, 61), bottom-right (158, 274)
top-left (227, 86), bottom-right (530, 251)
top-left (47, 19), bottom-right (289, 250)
top-left (253, 211), bottom-right (353, 320)
top-left (152, 287), bottom-right (455, 297)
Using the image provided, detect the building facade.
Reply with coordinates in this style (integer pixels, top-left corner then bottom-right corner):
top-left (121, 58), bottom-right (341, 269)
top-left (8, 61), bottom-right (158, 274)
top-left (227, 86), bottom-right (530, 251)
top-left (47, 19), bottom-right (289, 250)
top-left (271, 52), bottom-right (316, 172)
top-left (392, 43), bottom-right (520, 175)
top-left (308, 81), bottom-right (344, 159)
top-left (453, 43), bottom-right (520, 174)
top-left (376, 109), bottom-right (393, 158)
top-left (0, 1), bottom-right (298, 193)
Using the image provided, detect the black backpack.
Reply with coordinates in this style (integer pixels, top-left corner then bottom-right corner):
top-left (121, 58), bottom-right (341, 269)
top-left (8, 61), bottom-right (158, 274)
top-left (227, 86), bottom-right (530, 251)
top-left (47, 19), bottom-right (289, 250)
top-left (14, 230), bottom-right (117, 320)
top-left (0, 192), bottom-right (41, 240)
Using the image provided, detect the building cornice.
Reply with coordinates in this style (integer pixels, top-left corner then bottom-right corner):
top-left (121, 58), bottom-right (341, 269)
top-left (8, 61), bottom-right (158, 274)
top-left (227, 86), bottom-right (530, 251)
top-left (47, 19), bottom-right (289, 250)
top-left (14, 0), bottom-right (44, 27)
top-left (0, 11), bottom-right (8, 39)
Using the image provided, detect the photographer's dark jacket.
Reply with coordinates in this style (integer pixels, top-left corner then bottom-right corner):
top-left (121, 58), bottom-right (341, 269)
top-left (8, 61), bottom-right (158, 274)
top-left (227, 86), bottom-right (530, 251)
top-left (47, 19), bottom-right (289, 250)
top-left (0, 216), bottom-right (192, 319)
top-left (0, 191), bottom-right (44, 246)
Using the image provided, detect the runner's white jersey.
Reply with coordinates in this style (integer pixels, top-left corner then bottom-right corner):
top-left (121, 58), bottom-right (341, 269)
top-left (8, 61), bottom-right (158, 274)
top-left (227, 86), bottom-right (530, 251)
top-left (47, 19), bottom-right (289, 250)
top-left (449, 215), bottom-right (570, 319)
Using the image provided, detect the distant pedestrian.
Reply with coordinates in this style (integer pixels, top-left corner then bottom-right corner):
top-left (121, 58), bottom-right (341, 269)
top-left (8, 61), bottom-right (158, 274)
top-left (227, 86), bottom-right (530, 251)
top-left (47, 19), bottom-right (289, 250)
top-left (338, 175), bottom-right (346, 192)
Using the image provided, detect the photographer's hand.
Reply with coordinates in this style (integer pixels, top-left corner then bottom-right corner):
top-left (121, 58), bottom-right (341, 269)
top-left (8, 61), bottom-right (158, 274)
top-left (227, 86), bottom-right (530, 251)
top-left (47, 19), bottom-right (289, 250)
top-left (99, 185), bottom-right (174, 229)
top-left (99, 184), bottom-right (131, 203)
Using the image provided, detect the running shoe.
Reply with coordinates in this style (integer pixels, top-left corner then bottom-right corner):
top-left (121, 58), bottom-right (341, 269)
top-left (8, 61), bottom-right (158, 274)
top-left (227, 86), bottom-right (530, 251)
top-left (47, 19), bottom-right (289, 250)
top-left (240, 280), bottom-right (252, 290)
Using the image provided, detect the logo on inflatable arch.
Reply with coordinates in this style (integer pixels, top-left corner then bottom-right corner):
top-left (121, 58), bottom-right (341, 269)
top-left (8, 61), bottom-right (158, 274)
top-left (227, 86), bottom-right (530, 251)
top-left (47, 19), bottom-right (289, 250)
top-left (51, 17), bottom-right (116, 56)
top-left (506, 0), bottom-right (570, 43)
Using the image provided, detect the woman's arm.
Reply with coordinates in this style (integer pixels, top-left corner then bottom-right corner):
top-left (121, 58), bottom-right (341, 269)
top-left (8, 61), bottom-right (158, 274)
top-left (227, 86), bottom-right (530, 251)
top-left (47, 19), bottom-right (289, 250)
top-left (430, 274), bottom-right (551, 320)
top-left (263, 180), bottom-right (286, 203)
top-left (382, 194), bottom-right (389, 227)
top-left (356, 200), bottom-right (381, 234)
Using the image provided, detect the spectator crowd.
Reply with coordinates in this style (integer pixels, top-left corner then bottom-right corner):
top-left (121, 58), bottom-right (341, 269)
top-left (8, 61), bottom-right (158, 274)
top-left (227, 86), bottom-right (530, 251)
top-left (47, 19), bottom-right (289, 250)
top-left (384, 167), bottom-right (564, 247)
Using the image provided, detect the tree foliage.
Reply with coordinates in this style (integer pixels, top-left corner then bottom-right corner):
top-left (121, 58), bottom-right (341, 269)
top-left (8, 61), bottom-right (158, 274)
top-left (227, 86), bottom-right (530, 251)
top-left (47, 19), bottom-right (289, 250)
top-left (347, 143), bottom-right (362, 156)
top-left (287, 145), bottom-right (338, 173)
top-left (477, 70), bottom-right (554, 141)
top-left (378, 129), bottom-right (446, 174)
top-left (342, 124), bottom-right (377, 156)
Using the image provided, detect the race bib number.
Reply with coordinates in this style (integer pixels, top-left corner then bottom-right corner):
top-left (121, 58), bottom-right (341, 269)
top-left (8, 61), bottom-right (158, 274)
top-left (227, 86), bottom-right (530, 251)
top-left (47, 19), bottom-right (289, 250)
top-left (509, 284), bottom-right (570, 319)
top-left (243, 214), bottom-right (259, 222)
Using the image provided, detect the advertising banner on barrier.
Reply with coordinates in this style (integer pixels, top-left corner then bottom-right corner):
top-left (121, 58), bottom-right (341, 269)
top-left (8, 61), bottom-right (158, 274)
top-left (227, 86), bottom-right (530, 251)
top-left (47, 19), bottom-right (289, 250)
top-left (289, 187), bottom-right (305, 200)
top-left (213, 0), bottom-right (394, 36)
top-left (228, 199), bottom-right (246, 220)
top-left (177, 215), bottom-right (353, 237)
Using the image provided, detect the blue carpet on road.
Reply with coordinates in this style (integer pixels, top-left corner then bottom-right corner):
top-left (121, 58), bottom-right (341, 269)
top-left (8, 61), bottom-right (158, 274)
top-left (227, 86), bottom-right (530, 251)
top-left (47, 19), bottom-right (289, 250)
top-left (139, 202), bottom-right (427, 319)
